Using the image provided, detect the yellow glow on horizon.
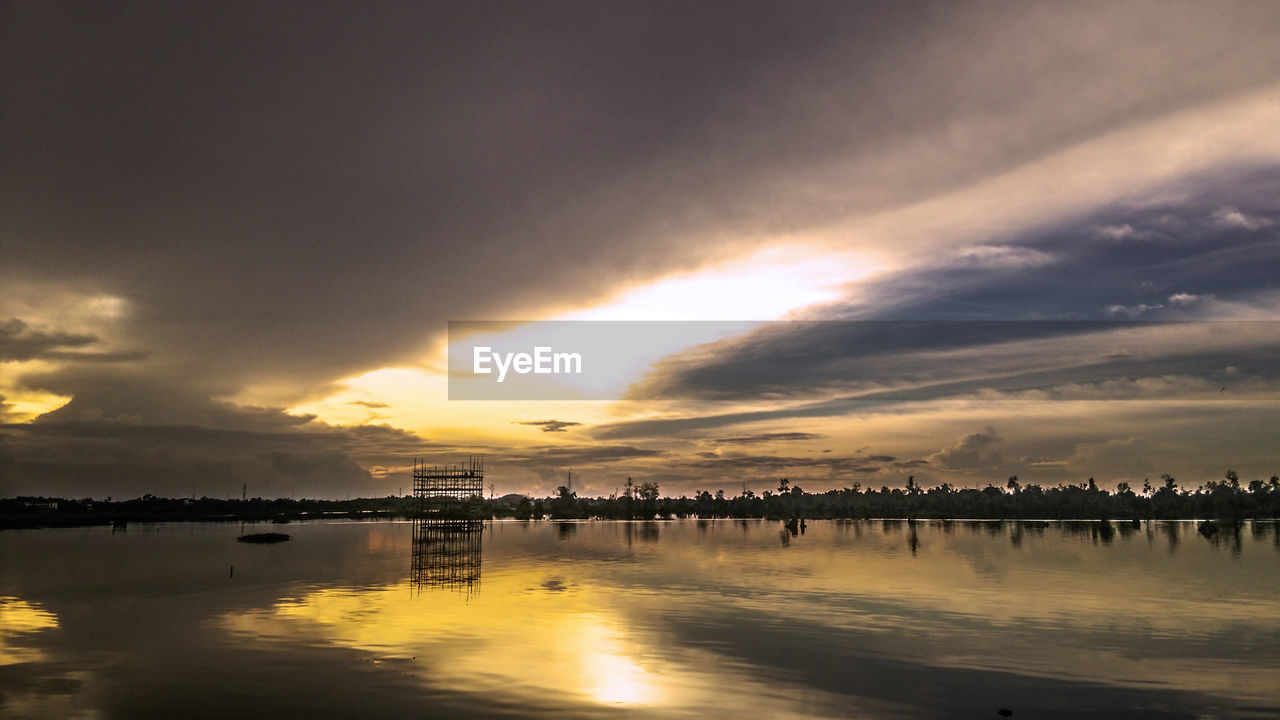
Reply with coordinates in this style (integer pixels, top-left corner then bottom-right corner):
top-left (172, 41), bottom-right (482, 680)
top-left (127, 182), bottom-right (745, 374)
top-left (286, 366), bottom-right (618, 444)
top-left (284, 242), bottom-right (884, 442)
top-left (0, 381), bottom-right (72, 422)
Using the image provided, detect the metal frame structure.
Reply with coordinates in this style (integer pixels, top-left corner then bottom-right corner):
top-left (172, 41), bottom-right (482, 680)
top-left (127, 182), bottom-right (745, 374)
top-left (412, 456), bottom-right (484, 513)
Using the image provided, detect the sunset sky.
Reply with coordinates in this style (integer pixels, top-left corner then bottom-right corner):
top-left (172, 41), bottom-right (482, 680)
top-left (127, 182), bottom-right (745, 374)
top-left (3, 1), bottom-right (1279, 499)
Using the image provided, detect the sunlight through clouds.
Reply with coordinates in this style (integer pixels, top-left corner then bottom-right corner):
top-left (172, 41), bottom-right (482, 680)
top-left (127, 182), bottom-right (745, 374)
top-left (5, 0), bottom-right (1280, 498)
top-left (562, 244), bottom-right (884, 321)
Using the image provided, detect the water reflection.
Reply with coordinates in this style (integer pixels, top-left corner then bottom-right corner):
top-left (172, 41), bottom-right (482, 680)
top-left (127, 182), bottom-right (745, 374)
top-left (2, 520), bottom-right (1279, 719)
top-left (555, 520), bottom-right (577, 541)
top-left (620, 520), bottom-right (661, 546)
top-left (410, 519), bottom-right (482, 597)
top-left (0, 597), bottom-right (58, 665)
top-left (1058, 519), bottom-right (1118, 545)
top-left (1201, 520), bottom-right (1246, 556)
top-left (1162, 520), bottom-right (1181, 551)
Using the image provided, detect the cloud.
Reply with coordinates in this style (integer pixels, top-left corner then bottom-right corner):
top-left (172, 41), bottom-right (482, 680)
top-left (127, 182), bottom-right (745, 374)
top-left (0, 417), bottom-right (442, 499)
top-left (928, 427), bottom-right (1005, 471)
top-left (610, 165), bottom-right (1280, 422)
top-left (6, 2), bottom-right (1280, 497)
top-left (1106, 303), bottom-right (1163, 318)
top-left (949, 245), bottom-right (1056, 269)
top-left (496, 444), bottom-right (666, 489)
top-left (0, 373), bottom-right (461, 498)
top-left (1095, 223), bottom-right (1138, 240)
top-left (0, 318), bottom-right (140, 363)
top-left (676, 452), bottom-right (903, 480)
top-left (513, 420), bottom-right (583, 433)
top-left (1065, 436), bottom-right (1148, 477)
top-left (710, 432), bottom-right (824, 445)
top-left (1212, 207), bottom-right (1272, 231)
top-left (347, 400), bottom-right (389, 409)
top-left (600, 319), bottom-right (1280, 445)
top-left (509, 445), bottom-right (663, 464)
top-left (6, 2), bottom-right (1280, 405)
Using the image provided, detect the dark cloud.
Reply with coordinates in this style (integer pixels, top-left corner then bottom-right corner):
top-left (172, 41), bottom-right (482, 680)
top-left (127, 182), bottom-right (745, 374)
top-left (711, 432), bottom-right (824, 445)
top-left (0, 417), bottom-right (442, 499)
top-left (513, 420), bottom-right (583, 433)
top-left (929, 428), bottom-right (1004, 471)
top-left (596, 335), bottom-right (1280, 440)
top-left (0, 317), bottom-right (143, 363)
top-left (850, 166), bottom-right (1280, 323)
top-left (25, 376), bottom-right (318, 430)
top-left (612, 167), bottom-right (1280, 427)
top-left (1, 317), bottom-right (90, 358)
top-left (677, 452), bottom-right (903, 481)
top-left (0, 374), bottom-right (453, 498)
top-left (6, 2), bottom-right (1280, 398)
top-left (508, 444), bottom-right (663, 465)
top-left (4, 2), bottom-right (1280, 496)
top-left (495, 444), bottom-right (664, 487)
top-left (347, 400), bottom-right (389, 409)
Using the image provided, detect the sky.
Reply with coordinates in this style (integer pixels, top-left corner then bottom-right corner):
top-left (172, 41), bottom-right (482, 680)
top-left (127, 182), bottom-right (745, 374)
top-left (2, 0), bottom-right (1279, 500)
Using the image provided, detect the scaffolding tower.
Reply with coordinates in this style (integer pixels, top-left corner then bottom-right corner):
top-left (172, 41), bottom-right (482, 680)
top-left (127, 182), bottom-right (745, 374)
top-left (413, 456), bottom-right (484, 514)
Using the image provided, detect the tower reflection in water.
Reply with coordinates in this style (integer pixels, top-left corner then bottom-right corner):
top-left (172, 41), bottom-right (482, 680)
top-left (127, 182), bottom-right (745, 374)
top-left (410, 519), bottom-right (484, 597)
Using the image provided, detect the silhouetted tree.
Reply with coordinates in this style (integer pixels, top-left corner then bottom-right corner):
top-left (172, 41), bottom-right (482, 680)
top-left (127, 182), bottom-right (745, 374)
top-left (636, 481), bottom-right (660, 519)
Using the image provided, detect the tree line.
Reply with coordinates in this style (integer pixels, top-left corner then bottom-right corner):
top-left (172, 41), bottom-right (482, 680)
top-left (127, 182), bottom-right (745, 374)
top-left (5, 470), bottom-right (1279, 527)
top-left (508, 471), bottom-right (1280, 521)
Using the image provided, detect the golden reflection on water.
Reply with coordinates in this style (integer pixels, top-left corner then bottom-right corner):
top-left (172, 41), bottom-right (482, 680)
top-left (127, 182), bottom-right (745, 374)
top-left (209, 520), bottom-right (1280, 717)
top-left (0, 596), bottom-right (58, 665)
top-left (221, 522), bottom-right (865, 717)
top-left (224, 574), bottom-right (677, 710)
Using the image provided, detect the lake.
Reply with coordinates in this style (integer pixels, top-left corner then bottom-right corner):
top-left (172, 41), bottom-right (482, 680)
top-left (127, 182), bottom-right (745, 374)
top-left (2, 519), bottom-right (1278, 719)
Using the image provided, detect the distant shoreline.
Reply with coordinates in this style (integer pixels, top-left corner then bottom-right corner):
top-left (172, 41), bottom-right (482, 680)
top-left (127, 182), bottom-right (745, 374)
top-left (5, 476), bottom-right (1277, 530)
top-left (3, 515), bottom-right (1276, 532)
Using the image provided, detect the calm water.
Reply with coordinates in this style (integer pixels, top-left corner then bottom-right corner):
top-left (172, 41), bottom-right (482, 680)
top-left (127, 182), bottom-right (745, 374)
top-left (2, 519), bottom-right (1279, 719)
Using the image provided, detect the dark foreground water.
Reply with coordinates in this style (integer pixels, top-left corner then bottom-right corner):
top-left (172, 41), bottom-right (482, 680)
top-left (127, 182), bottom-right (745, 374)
top-left (2, 519), bottom-right (1279, 719)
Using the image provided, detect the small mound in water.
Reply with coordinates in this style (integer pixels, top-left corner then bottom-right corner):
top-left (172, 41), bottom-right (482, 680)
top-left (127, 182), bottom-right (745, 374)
top-left (237, 532), bottom-right (291, 544)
